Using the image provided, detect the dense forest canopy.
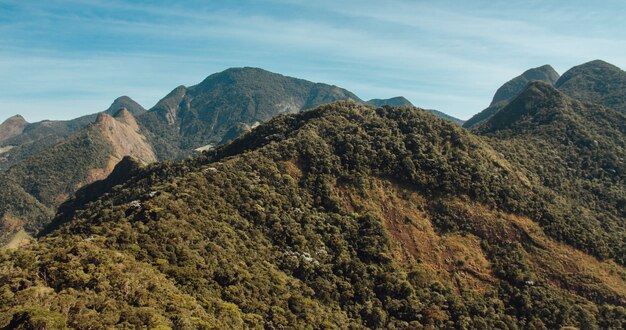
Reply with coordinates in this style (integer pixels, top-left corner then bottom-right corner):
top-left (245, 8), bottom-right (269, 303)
top-left (1, 101), bottom-right (625, 328)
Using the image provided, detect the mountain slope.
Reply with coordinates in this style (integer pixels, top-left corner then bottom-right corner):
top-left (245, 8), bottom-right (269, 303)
top-left (555, 59), bottom-right (626, 113)
top-left (2, 102), bottom-right (624, 328)
top-left (463, 65), bottom-right (559, 128)
top-left (0, 109), bottom-right (156, 244)
top-left (477, 81), bottom-right (626, 263)
top-left (0, 96), bottom-right (146, 150)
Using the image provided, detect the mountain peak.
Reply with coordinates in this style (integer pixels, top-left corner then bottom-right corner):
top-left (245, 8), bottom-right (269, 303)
top-left (0, 115), bottom-right (29, 143)
top-left (463, 64), bottom-right (560, 129)
top-left (556, 60), bottom-right (622, 87)
top-left (555, 60), bottom-right (626, 113)
top-left (112, 108), bottom-right (137, 127)
top-left (490, 64), bottom-right (560, 106)
top-left (365, 96), bottom-right (413, 107)
top-left (478, 81), bottom-right (566, 133)
top-left (2, 114), bottom-right (27, 124)
top-left (95, 112), bottom-right (114, 124)
top-left (105, 95), bottom-right (146, 116)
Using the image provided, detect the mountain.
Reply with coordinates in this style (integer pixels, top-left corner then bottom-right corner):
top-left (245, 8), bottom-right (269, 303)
top-left (0, 108), bottom-right (156, 245)
top-left (2, 101), bottom-right (624, 328)
top-left (1, 96), bottom-right (146, 148)
top-left (138, 67), bottom-right (362, 159)
top-left (0, 96), bottom-right (146, 172)
top-left (476, 81), bottom-right (626, 263)
top-left (463, 65), bottom-right (559, 128)
top-left (365, 96), bottom-right (413, 107)
top-left (555, 60), bottom-right (626, 113)
top-left (365, 97), bottom-right (464, 125)
top-left (0, 115), bottom-right (28, 143)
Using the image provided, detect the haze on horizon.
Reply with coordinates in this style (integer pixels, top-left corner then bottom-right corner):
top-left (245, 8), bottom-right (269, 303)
top-left (1, 0), bottom-right (625, 122)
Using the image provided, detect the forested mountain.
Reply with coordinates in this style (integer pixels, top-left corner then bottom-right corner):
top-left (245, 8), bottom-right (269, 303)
top-left (1, 101), bottom-right (624, 328)
top-left (365, 97), bottom-right (464, 125)
top-left (476, 81), bottom-right (626, 263)
top-left (555, 59), bottom-right (626, 113)
top-left (0, 108), bottom-right (156, 246)
top-left (1, 96), bottom-right (146, 148)
top-left (463, 65), bottom-right (559, 128)
top-left (365, 96), bottom-right (413, 107)
top-left (0, 96), bottom-right (147, 172)
top-left (138, 67), bottom-right (362, 159)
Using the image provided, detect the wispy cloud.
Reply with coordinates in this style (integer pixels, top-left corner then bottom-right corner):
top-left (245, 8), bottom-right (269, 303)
top-left (0, 0), bottom-right (625, 121)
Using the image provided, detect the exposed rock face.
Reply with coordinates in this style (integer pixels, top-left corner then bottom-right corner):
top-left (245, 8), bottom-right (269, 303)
top-left (96, 108), bottom-right (157, 165)
top-left (0, 115), bottom-right (28, 143)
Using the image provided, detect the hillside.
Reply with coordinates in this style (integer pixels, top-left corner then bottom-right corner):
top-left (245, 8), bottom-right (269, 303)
top-left (477, 81), bottom-right (626, 263)
top-left (463, 65), bottom-right (559, 128)
top-left (1, 102), bottom-right (624, 328)
top-left (0, 108), bottom-right (156, 245)
top-left (555, 59), bottom-right (626, 113)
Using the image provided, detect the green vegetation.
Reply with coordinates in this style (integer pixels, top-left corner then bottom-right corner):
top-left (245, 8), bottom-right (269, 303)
top-left (138, 67), bottom-right (362, 159)
top-left (477, 81), bottom-right (626, 264)
top-left (1, 101), bottom-right (624, 328)
top-left (464, 65), bottom-right (559, 129)
top-left (556, 59), bottom-right (626, 114)
top-left (0, 124), bottom-right (113, 240)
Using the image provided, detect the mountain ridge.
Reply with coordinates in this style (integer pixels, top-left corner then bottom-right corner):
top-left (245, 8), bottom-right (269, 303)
top-left (2, 101), bottom-right (624, 328)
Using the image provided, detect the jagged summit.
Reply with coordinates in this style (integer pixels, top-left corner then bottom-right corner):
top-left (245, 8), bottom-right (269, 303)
top-left (139, 67), bottom-right (363, 159)
top-left (2, 114), bottom-right (27, 124)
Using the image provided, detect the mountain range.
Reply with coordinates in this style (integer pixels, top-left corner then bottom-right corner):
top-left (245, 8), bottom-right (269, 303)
top-left (0, 61), bottom-right (625, 328)
top-left (0, 68), bottom-right (464, 245)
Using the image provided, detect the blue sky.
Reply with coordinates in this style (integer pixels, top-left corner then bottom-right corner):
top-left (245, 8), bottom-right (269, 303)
top-left (1, 0), bottom-right (625, 122)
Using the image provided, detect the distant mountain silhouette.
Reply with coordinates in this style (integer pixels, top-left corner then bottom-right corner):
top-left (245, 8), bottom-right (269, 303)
top-left (463, 65), bottom-right (559, 128)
